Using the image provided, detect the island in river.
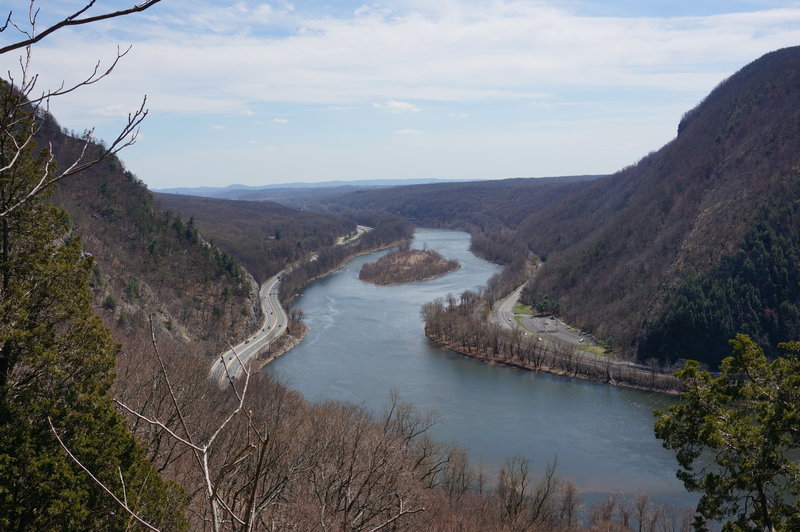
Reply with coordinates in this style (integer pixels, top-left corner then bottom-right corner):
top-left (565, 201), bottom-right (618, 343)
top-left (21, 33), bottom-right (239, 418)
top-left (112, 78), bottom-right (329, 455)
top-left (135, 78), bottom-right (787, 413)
top-left (359, 247), bottom-right (460, 285)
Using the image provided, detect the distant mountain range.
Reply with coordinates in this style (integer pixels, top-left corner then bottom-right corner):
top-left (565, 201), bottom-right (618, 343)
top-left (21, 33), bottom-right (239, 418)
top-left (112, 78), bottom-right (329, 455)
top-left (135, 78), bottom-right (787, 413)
top-left (154, 178), bottom-right (470, 197)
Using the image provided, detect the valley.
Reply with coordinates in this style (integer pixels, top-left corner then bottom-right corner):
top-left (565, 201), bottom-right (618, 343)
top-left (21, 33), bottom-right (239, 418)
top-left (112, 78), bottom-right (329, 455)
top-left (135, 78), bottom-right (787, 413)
top-left (210, 225), bottom-right (373, 384)
top-left (267, 228), bottom-right (689, 504)
top-left (2, 3), bottom-right (799, 527)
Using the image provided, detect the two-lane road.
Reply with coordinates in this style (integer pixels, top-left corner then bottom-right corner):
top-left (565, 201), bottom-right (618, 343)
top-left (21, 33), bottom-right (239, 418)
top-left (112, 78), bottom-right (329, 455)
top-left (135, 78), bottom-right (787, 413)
top-left (490, 284), bottom-right (643, 369)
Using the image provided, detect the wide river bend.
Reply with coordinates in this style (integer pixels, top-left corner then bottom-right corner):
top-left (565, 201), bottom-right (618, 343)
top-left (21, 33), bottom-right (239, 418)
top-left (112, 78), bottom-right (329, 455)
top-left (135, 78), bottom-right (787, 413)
top-left (268, 228), bottom-right (693, 507)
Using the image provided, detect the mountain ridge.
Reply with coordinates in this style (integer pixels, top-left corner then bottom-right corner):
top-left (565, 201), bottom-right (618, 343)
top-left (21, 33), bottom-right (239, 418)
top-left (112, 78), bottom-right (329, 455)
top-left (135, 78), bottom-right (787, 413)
top-left (516, 45), bottom-right (800, 365)
top-left (307, 46), bottom-right (800, 368)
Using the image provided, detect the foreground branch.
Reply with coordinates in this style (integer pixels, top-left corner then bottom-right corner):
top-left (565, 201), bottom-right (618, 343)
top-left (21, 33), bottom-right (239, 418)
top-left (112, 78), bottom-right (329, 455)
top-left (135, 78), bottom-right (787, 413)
top-left (0, 1), bottom-right (164, 55)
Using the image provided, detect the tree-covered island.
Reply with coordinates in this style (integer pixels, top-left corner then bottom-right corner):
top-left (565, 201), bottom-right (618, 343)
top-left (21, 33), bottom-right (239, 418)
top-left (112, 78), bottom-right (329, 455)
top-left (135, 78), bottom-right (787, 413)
top-left (359, 246), bottom-right (460, 285)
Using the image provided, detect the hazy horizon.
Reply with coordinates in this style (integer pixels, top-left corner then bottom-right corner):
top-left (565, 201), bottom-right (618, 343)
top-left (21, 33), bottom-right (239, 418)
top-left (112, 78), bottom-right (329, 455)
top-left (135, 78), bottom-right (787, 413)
top-left (3, 0), bottom-right (800, 189)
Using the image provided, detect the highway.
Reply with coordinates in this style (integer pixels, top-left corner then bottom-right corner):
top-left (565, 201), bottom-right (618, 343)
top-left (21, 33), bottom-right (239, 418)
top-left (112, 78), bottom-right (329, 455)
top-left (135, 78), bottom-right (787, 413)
top-left (337, 224), bottom-right (371, 245)
top-left (490, 284), bottom-right (524, 330)
top-left (209, 225), bottom-right (371, 386)
top-left (209, 273), bottom-right (287, 386)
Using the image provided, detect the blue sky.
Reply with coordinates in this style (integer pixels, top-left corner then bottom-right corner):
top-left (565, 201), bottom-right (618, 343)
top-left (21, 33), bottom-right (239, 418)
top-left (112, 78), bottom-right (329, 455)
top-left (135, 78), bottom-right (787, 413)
top-left (2, 1), bottom-right (800, 188)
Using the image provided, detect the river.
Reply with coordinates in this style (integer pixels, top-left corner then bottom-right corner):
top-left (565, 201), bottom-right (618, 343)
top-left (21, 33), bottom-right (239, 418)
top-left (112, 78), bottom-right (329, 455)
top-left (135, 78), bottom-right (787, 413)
top-left (268, 227), bottom-right (693, 508)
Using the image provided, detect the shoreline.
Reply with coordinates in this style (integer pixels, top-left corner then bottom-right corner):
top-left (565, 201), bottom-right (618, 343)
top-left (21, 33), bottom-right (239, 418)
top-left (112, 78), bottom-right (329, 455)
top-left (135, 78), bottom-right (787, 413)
top-left (358, 247), bottom-right (461, 286)
top-left (359, 264), bottom-right (461, 286)
top-left (256, 238), bottom-right (410, 363)
top-left (213, 230), bottom-right (396, 382)
top-left (249, 323), bottom-right (308, 373)
top-left (424, 324), bottom-right (683, 395)
top-left (280, 238), bottom-right (410, 305)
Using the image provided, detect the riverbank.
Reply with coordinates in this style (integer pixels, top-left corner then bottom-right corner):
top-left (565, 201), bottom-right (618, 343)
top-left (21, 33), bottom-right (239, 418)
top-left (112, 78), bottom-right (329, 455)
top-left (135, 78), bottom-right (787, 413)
top-left (212, 224), bottom-right (404, 384)
top-left (268, 227), bottom-right (693, 505)
top-left (254, 237), bottom-right (410, 365)
top-left (424, 322), bottom-right (683, 394)
top-left (248, 323), bottom-right (308, 373)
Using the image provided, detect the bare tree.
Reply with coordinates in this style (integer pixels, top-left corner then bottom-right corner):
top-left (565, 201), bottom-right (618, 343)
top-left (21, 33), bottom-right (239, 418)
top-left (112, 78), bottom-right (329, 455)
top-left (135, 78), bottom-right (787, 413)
top-left (60, 317), bottom-right (303, 532)
top-left (0, 0), bottom-right (163, 217)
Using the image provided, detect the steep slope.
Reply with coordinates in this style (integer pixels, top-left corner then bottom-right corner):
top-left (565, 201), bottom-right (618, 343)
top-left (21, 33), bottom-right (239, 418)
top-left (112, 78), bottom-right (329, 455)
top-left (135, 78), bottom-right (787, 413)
top-left (40, 118), bottom-right (261, 357)
top-left (517, 46), bottom-right (800, 367)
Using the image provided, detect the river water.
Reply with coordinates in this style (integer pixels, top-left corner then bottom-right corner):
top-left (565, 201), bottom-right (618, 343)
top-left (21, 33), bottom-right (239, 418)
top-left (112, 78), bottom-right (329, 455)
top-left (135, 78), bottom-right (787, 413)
top-left (268, 228), bottom-right (693, 507)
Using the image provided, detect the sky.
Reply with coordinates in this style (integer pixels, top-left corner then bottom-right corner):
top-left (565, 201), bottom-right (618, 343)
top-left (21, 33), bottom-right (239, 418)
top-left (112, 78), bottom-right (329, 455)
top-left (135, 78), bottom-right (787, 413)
top-left (2, 1), bottom-right (800, 189)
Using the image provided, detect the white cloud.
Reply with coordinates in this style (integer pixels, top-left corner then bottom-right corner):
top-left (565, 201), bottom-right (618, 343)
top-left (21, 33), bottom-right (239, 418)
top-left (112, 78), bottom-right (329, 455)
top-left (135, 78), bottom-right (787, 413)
top-left (6, 1), bottom-right (800, 188)
top-left (373, 100), bottom-right (420, 113)
top-left (211, 124), bottom-right (225, 130)
top-left (272, 118), bottom-right (289, 123)
top-left (92, 104), bottom-right (133, 117)
top-left (11, 2), bottom-right (800, 118)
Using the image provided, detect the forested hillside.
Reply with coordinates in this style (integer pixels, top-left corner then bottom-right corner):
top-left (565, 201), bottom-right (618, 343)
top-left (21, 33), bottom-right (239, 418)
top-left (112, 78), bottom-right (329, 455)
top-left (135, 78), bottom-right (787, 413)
top-left (319, 46), bottom-right (800, 369)
top-left (312, 176), bottom-right (601, 263)
top-left (42, 115), bottom-right (260, 356)
top-left (155, 193), bottom-right (356, 282)
top-left (516, 46), bottom-right (800, 367)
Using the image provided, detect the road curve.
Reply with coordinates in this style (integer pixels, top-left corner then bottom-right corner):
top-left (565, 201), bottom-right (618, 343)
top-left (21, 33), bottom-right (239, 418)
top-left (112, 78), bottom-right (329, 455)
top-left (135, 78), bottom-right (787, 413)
top-left (489, 284), bottom-right (640, 368)
top-left (490, 284), bottom-right (524, 330)
top-left (209, 225), bottom-right (372, 386)
top-left (209, 273), bottom-right (288, 386)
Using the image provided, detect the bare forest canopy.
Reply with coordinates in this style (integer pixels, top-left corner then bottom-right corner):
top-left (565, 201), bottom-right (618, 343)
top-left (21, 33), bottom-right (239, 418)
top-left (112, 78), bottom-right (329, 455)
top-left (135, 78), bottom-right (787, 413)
top-left (39, 112), bottom-right (259, 357)
top-left (311, 46), bottom-right (800, 369)
top-left (5, 84), bottom-right (700, 528)
top-left (8, 2), bottom-right (798, 528)
top-left (300, 176), bottom-right (602, 263)
top-left (359, 247), bottom-right (460, 285)
top-left (154, 192), bottom-right (357, 283)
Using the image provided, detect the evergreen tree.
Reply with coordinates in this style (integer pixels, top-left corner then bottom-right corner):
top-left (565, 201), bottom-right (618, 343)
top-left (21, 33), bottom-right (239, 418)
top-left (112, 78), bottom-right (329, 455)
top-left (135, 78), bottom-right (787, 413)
top-left (0, 100), bottom-right (185, 529)
top-left (655, 334), bottom-right (800, 531)
top-left (643, 198), bottom-right (800, 368)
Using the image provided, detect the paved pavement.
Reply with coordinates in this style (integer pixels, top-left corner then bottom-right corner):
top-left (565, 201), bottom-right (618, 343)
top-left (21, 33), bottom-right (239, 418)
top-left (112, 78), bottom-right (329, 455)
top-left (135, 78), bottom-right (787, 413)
top-left (209, 225), bottom-right (372, 386)
top-left (489, 285), bottom-right (643, 368)
top-left (208, 274), bottom-right (287, 385)
top-left (490, 285), bottom-right (605, 352)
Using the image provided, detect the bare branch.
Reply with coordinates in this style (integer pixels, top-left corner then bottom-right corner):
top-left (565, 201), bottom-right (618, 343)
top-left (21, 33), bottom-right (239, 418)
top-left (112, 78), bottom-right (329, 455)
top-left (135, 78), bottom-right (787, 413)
top-left (0, 11), bottom-right (11, 33)
top-left (118, 466), bottom-right (129, 508)
top-left (0, 1), bottom-right (164, 55)
top-left (23, 45), bottom-right (134, 106)
top-left (114, 399), bottom-right (204, 453)
top-left (0, 94), bottom-right (148, 219)
top-left (368, 499), bottom-right (425, 532)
